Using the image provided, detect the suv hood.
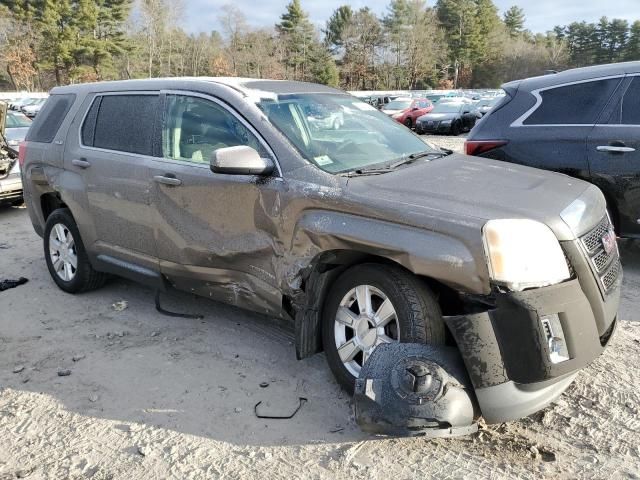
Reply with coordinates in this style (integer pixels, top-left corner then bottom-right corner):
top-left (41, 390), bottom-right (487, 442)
top-left (346, 154), bottom-right (603, 241)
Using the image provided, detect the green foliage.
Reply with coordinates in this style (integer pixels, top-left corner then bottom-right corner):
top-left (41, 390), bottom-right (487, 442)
top-left (0, 0), bottom-right (638, 91)
top-left (325, 5), bottom-right (353, 51)
top-left (555, 17), bottom-right (638, 67)
top-left (503, 6), bottom-right (525, 37)
top-left (276, 0), bottom-right (320, 80)
top-left (1, 0), bottom-right (132, 84)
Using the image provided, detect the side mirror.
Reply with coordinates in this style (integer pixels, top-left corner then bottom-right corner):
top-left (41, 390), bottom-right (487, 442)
top-left (210, 146), bottom-right (274, 176)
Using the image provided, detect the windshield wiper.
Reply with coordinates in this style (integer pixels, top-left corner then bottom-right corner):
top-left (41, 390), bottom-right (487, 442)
top-left (388, 150), bottom-right (450, 169)
top-left (339, 167), bottom-right (394, 177)
top-left (339, 149), bottom-right (453, 177)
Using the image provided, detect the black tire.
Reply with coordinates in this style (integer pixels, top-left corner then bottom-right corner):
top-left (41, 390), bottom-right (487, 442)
top-left (451, 121), bottom-right (461, 136)
top-left (322, 263), bottom-right (446, 393)
top-left (11, 197), bottom-right (24, 207)
top-left (44, 208), bottom-right (107, 293)
top-left (404, 117), bottom-right (413, 129)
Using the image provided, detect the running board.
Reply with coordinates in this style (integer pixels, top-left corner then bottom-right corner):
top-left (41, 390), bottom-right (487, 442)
top-left (94, 254), bottom-right (166, 290)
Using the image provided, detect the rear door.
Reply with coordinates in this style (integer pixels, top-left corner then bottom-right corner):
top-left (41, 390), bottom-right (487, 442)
top-left (148, 92), bottom-right (284, 314)
top-left (587, 76), bottom-right (640, 235)
top-left (65, 92), bottom-right (161, 273)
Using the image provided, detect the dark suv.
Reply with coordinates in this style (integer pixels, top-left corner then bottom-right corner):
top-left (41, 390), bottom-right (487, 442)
top-left (21, 78), bottom-right (619, 427)
top-left (466, 61), bottom-right (640, 237)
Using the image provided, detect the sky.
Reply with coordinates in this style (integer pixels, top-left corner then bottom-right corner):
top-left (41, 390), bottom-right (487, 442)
top-left (183, 0), bottom-right (639, 35)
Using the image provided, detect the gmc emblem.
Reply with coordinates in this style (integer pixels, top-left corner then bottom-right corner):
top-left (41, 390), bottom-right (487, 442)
top-left (602, 229), bottom-right (617, 254)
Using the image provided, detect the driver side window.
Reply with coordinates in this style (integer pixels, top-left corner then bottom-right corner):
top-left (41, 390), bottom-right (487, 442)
top-left (162, 95), bottom-right (267, 163)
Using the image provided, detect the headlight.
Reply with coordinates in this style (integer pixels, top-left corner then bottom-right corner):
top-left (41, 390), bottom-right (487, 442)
top-left (441, 120), bottom-right (452, 125)
top-left (483, 219), bottom-right (570, 291)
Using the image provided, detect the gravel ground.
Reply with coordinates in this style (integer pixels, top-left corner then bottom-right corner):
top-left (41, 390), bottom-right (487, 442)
top-left (1, 143), bottom-right (639, 478)
top-left (420, 133), bottom-right (467, 152)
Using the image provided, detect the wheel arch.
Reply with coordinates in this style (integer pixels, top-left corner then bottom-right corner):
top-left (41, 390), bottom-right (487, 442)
top-left (292, 248), bottom-right (473, 360)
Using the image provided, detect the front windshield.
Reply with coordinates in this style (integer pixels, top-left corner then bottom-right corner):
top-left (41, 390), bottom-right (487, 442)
top-left (431, 103), bottom-right (463, 114)
top-left (258, 93), bottom-right (439, 173)
top-left (384, 99), bottom-right (412, 110)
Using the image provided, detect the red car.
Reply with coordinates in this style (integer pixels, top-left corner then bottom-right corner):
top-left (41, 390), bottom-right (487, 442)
top-left (380, 97), bottom-right (434, 129)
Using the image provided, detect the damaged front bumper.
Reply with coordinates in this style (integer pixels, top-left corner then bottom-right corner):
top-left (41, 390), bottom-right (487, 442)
top-left (445, 277), bottom-right (620, 424)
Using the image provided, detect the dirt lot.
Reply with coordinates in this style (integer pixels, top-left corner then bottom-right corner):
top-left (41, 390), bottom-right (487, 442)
top-left (1, 136), bottom-right (639, 479)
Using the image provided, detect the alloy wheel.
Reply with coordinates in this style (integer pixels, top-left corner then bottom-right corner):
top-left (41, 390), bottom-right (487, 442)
top-left (334, 284), bottom-right (399, 377)
top-left (48, 223), bottom-right (78, 281)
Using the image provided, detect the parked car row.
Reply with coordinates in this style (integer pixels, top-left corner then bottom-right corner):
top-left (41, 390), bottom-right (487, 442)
top-left (18, 75), bottom-right (620, 436)
top-left (6, 96), bottom-right (48, 118)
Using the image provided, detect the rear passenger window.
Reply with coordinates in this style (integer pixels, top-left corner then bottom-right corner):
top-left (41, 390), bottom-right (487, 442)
top-left (93, 94), bottom-right (159, 156)
top-left (607, 77), bottom-right (640, 125)
top-left (26, 94), bottom-right (76, 143)
top-left (524, 78), bottom-right (621, 125)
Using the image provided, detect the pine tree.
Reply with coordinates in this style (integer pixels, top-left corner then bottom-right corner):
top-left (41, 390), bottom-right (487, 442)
top-left (38, 0), bottom-right (77, 85)
top-left (325, 5), bottom-right (353, 52)
top-left (503, 5), bottom-right (525, 37)
top-left (276, 0), bottom-right (317, 80)
top-left (625, 21), bottom-right (640, 61)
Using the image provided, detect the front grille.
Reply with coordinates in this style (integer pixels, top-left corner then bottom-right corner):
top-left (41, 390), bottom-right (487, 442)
top-left (580, 216), bottom-right (621, 295)
top-left (602, 260), bottom-right (621, 291)
top-left (581, 217), bottom-right (610, 254)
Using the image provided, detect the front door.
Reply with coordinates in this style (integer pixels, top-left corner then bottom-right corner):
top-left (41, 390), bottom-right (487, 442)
top-left (149, 92), bottom-right (284, 314)
top-left (587, 76), bottom-right (640, 235)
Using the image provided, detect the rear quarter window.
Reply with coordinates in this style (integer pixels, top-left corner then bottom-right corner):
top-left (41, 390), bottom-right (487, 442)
top-left (25, 94), bottom-right (76, 143)
top-left (523, 78), bottom-right (621, 125)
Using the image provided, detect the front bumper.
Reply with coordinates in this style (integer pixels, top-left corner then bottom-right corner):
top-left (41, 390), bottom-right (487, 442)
top-left (416, 121), bottom-right (452, 134)
top-left (445, 276), bottom-right (619, 423)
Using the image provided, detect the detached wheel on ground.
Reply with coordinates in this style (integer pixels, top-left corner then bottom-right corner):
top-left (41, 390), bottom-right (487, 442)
top-left (43, 208), bottom-right (107, 293)
top-left (322, 263), bottom-right (446, 393)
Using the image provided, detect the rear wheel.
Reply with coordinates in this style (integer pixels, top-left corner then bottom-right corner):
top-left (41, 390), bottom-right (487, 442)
top-left (322, 263), bottom-right (446, 393)
top-left (44, 208), bottom-right (107, 293)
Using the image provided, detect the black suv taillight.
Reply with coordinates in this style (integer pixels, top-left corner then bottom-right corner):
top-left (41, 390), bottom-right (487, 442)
top-left (464, 140), bottom-right (508, 156)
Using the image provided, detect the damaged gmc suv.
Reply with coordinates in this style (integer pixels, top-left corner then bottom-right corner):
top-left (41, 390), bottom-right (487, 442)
top-left (21, 78), bottom-right (620, 425)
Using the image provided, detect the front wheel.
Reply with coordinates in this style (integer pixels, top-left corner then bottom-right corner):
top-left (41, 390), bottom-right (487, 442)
top-left (322, 263), bottom-right (446, 393)
top-left (404, 118), bottom-right (413, 129)
top-left (451, 121), bottom-right (461, 136)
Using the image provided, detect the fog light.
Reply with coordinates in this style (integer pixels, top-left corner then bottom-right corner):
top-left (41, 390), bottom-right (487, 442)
top-left (540, 314), bottom-right (570, 364)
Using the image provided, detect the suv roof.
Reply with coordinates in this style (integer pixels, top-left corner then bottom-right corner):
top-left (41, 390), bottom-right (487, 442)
top-left (51, 77), bottom-right (344, 98)
top-left (504, 61), bottom-right (640, 92)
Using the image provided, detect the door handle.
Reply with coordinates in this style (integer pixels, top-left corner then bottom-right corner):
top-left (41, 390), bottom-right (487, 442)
top-left (153, 175), bottom-right (182, 186)
top-left (72, 158), bottom-right (91, 168)
top-left (597, 145), bottom-right (636, 153)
